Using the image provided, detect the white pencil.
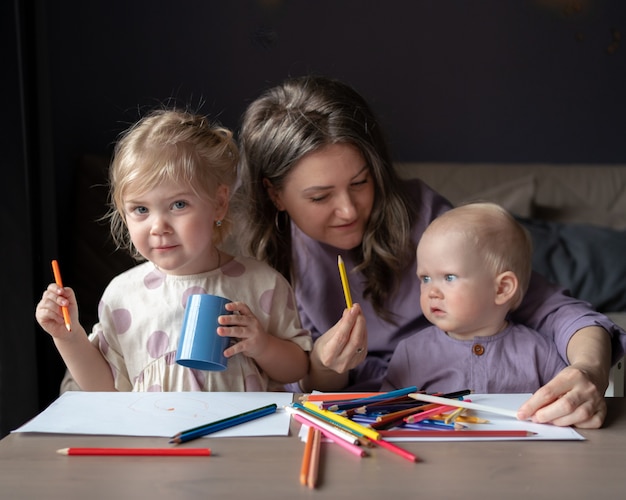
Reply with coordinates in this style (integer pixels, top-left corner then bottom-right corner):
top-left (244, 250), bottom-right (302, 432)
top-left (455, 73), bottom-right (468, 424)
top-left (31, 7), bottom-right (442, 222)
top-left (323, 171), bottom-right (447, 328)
top-left (408, 393), bottom-right (520, 419)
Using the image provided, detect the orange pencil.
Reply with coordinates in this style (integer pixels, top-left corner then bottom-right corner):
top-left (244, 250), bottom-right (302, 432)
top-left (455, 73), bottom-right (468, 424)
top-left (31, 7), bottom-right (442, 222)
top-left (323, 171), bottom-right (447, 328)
top-left (301, 393), bottom-right (382, 402)
top-left (307, 428), bottom-right (322, 488)
top-left (51, 260), bottom-right (71, 332)
top-left (300, 426), bottom-right (314, 486)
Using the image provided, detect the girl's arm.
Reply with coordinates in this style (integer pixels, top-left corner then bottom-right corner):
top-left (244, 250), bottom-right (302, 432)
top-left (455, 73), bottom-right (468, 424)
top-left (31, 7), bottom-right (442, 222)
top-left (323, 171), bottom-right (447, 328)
top-left (52, 328), bottom-right (117, 391)
top-left (35, 284), bottom-right (116, 391)
top-left (218, 301), bottom-right (310, 384)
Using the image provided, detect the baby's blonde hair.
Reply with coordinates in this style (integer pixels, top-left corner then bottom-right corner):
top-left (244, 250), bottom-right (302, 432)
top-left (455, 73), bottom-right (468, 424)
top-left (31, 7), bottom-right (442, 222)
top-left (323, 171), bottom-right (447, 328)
top-left (107, 108), bottom-right (239, 259)
top-left (425, 202), bottom-right (533, 310)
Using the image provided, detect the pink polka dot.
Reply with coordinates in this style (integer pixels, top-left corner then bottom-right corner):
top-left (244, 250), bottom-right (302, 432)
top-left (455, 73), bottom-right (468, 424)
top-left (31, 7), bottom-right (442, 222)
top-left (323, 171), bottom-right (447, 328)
top-left (147, 384), bottom-right (162, 392)
top-left (165, 351), bottom-right (177, 365)
top-left (182, 286), bottom-right (207, 309)
top-left (221, 260), bottom-right (245, 277)
top-left (144, 269), bottom-right (165, 289)
top-left (111, 308), bottom-right (132, 334)
top-left (146, 330), bottom-right (170, 359)
top-left (259, 289), bottom-right (275, 315)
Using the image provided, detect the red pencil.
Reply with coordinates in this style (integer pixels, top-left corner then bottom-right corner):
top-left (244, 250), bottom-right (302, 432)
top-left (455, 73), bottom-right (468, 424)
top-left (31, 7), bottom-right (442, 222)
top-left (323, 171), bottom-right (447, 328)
top-left (379, 430), bottom-right (536, 438)
top-left (56, 447), bottom-right (211, 456)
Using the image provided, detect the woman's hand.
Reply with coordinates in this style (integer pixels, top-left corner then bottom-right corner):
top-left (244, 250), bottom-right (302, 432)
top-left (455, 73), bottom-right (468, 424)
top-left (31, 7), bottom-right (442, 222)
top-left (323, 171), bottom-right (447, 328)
top-left (300, 304), bottom-right (368, 392)
top-left (517, 364), bottom-right (607, 428)
top-left (517, 325), bottom-right (611, 428)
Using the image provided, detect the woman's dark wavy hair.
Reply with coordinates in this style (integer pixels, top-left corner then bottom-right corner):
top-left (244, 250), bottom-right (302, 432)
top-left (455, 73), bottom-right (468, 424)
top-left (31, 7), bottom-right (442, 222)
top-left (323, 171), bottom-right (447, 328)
top-left (234, 75), bottom-right (417, 321)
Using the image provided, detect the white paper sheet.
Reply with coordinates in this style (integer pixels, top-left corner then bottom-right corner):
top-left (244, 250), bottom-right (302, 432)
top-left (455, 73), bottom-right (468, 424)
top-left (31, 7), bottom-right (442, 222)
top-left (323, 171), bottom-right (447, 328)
top-left (299, 393), bottom-right (585, 441)
top-left (14, 391), bottom-right (293, 438)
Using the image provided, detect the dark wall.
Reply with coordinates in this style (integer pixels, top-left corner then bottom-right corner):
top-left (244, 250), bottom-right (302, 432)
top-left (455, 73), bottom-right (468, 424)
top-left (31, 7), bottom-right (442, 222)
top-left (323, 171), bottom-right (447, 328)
top-left (4, 0), bottom-right (625, 435)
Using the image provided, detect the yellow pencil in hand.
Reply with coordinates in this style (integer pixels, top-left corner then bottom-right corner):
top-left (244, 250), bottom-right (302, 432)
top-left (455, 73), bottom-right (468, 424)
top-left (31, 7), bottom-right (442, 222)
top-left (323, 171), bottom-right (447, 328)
top-left (337, 255), bottom-right (353, 308)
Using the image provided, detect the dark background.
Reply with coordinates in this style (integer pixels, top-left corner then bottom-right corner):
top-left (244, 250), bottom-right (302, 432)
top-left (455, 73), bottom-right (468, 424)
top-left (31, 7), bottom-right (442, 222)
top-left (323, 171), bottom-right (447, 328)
top-left (2, 0), bottom-right (625, 437)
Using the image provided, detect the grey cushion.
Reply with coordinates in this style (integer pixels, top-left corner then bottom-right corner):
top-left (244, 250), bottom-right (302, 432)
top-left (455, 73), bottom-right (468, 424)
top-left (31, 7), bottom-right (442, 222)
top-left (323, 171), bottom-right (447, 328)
top-left (517, 217), bottom-right (626, 313)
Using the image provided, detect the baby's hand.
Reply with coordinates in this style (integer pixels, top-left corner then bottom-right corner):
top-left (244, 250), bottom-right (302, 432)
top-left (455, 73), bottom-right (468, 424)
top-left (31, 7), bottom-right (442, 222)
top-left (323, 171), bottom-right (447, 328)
top-left (35, 283), bottom-right (79, 340)
top-left (217, 301), bottom-right (270, 359)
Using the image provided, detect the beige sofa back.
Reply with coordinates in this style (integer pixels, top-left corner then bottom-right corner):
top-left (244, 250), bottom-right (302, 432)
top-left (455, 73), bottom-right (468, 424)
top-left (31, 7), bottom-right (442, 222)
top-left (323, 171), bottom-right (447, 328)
top-left (395, 163), bottom-right (626, 230)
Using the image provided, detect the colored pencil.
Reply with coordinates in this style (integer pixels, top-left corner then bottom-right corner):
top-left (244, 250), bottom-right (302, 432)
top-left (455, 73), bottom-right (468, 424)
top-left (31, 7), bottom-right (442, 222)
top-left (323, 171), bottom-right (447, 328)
top-left (291, 402), bottom-right (369, 446)
top-left (169, 403), bottom-right (277, 444)
top-left (300, 426), bottom-right (314, 486)
top-left (409, 394), bottom-right (520, 419)
top-left (372, 438), bottom-right (420, 462)
top-left (404, 421), bottom-right (465, 431)
top-left (379, 430), bottom-right (536, 438)
top-left (302, 402), bottom-right (381, 441)
top-left (337, 255), bottom-right (353, 308)
top-left (291, 413), bottom-right (367, 458)
top-left (325, 386), bottom-right (418, 411)
top-left (301, 393), bottom-right (383, 402)
top-left (51, 260), bottom-right (71, 332)
top-left (307, 429), bottom-right (322, 488)
top-left (286, 406), bottom-right (361, 445)
top-left (57, 447), bottom-right (211, 456)
top-left (404, 404), bottom-right (457, 424)
top-left (444, 406), bottom-right (466, 424)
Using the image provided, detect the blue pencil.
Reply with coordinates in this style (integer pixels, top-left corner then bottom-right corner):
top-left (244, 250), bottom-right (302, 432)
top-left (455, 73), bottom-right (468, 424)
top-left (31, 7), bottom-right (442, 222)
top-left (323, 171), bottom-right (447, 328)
top-left (324, 386), bottom-right (418, 411)
top-left (169, 403), bottom-right (277, 444)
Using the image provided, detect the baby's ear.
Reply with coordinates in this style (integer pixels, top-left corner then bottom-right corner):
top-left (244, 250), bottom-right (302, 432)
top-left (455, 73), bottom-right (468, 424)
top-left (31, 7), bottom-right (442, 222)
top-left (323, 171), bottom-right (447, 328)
top-left (494, 271), bottom-right (518, 306)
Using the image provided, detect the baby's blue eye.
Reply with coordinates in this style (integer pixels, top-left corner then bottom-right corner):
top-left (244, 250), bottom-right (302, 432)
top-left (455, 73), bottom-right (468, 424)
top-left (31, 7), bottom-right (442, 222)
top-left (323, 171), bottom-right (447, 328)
top-left (445, 274), bottom-right (457, 282)
top-left (421, 276), bottom-right (431, 284)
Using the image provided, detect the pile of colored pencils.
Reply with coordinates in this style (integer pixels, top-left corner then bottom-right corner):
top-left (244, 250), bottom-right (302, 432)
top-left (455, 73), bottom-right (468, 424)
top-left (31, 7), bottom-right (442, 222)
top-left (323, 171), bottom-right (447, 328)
top-left (292, 386), bottom-right (535, 487)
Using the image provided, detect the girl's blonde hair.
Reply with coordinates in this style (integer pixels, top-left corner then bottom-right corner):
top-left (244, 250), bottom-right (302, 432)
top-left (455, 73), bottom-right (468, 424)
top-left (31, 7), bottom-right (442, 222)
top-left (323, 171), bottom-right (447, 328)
top-left (107, 108), bottom-right (239, 259)
top-left (427, 202), bottom-right (533, 310)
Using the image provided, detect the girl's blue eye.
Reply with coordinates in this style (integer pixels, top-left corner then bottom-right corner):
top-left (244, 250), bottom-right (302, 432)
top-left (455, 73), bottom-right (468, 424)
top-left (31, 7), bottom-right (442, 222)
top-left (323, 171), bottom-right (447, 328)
top-left (134, 206), bottom-right (148, 215)
top-left (173, 201), bottom-right (187, 209)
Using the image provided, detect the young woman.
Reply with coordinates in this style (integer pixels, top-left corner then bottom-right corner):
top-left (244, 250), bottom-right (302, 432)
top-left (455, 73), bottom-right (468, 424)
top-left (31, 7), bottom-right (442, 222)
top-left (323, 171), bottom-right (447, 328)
top-left (234, 75), bottom-right (625, 428)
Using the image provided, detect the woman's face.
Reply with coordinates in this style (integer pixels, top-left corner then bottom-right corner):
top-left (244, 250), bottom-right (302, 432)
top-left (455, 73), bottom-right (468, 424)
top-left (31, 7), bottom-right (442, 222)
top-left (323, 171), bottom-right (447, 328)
top-left (269, 143), bottom-right (375, 250)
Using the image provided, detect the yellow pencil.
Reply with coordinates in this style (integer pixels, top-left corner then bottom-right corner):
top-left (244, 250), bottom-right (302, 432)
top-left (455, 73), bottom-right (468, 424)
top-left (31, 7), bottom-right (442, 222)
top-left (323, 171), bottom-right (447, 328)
top-left (444, 406), bottom-right (466, 424)
top-left (337, 255), bottom-right (353, 308)
top-left (302, 401), bottom-right (380, 441)
top-left (51, 260), bottom-right (71, 332)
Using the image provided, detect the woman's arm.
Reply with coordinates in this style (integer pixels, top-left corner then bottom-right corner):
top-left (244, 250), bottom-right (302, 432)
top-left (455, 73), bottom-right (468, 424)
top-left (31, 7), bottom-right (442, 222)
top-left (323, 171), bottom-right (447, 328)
top-left (512, 273), bottom-right (626, 427)
top-left (517, 326), bottom-right (611, 428)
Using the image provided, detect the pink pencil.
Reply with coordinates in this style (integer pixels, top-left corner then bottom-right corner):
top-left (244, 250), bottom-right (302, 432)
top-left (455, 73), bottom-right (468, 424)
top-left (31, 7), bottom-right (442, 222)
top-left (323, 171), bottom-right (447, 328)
top-left (373, 438), bottom-right (420, 463)
top-left (403, 404), bottom-right (457, 423)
